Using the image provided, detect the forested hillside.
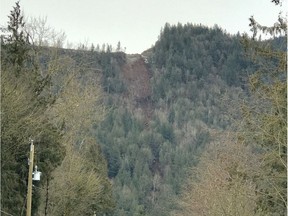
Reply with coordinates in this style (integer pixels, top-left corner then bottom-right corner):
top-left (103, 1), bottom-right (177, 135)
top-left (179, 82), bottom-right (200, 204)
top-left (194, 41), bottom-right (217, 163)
top-left (92, 23), bottom-right (255, 216)
top-left (1, 2), bottom-right (286, 216)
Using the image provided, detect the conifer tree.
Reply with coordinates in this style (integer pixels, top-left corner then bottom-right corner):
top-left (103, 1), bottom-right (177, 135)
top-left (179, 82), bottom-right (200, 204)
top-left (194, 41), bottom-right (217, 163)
top-left (5, 1), bottom-right (29, 71)
top-left (1, 3), bottom-right (66, 215)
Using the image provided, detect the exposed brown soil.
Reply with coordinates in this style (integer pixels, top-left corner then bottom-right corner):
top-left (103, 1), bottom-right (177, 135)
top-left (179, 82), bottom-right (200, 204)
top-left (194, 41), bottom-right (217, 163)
top-left (122, 54), bottom-right (151, 101)
top-left (121, 54), bottom-right (153, 126)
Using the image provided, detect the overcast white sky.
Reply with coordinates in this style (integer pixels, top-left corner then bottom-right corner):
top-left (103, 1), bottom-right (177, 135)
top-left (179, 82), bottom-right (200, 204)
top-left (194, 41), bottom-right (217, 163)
top-left (0, 0), bottom-right (286, 53)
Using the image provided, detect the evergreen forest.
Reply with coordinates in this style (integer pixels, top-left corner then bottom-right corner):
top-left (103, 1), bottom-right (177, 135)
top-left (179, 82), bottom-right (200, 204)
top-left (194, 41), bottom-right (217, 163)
top-left (1, 1), bottom-right (286, 216)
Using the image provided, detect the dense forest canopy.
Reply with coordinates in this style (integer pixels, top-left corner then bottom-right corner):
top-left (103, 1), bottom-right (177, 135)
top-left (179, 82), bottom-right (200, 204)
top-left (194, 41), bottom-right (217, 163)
top-left (1, 1), bottom-right (286, 216)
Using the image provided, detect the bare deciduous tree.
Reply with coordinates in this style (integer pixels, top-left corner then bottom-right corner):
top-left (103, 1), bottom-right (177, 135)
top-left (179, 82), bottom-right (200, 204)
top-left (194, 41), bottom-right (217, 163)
top-left (25, 16), bottom-right (66, 47)
top-left (173, 133), bottom-right (261, 216)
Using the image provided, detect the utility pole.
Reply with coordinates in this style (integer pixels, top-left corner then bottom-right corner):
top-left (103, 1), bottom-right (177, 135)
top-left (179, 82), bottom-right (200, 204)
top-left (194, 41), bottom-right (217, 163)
top-left (26, 140), bottom-right (34, 216)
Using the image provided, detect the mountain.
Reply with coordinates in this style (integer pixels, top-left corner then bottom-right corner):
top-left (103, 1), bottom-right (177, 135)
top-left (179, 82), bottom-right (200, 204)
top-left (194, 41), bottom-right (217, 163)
top-left (90, 23), bottom-right (255, 215)
top-left (2, 18), bottom-right (286, 215)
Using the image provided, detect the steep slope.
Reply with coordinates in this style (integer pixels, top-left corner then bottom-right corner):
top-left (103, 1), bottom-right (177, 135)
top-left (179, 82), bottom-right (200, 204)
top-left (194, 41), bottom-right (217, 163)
top-left (121, 54), bottom-right (154, 127)
top-left (94, 24), bottom-right (251, 216)
top-left (122, 54), bottom-right (152, 101)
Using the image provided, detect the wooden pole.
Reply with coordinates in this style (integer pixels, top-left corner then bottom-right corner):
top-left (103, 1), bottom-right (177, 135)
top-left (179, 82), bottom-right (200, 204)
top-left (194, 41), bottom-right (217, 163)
top-left (26, 140), bottom-right (34, 216)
